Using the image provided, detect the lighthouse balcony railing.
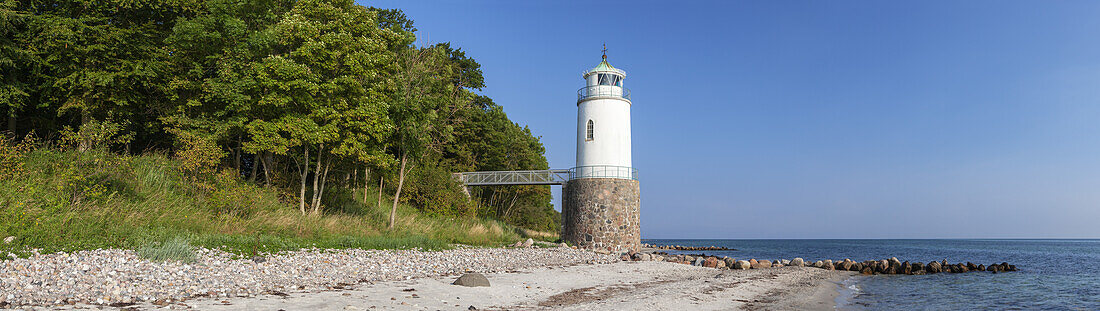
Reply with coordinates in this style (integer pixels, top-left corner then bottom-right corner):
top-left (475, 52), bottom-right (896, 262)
top-left (577, 85), bottom-right (631, 102)
top-left (570, 165), bottom-right (638, 181)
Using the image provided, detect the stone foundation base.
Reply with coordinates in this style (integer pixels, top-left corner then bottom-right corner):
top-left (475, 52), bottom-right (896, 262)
top-left (562, 178), bottom-right (640, 252)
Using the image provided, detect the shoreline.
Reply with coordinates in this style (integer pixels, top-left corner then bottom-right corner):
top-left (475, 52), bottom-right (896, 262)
top-left (2, 247), bottom-right (855, 310)
top-left (89, 261), bottom-right (854, 311)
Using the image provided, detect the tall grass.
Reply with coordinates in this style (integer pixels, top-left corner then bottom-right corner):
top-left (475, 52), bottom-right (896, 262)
top-left (0, 148), bottom-right (547, 257)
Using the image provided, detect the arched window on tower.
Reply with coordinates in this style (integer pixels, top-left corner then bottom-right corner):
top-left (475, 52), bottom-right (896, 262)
top-left (586, 120), bottom-right (594, 141)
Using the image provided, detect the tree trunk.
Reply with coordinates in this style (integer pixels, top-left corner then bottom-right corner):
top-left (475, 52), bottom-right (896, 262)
top-left (263, 152), bottom-right (273, 186)
top-left (298, 147), bottom-right (309, 215)
top-left (249, 153), bottom-right (260, 182)
top-left (314, 159), bottom-right (332, 215)
top-left (7, 112), bottom-right (14, 134)
top-left (234, 138), bottom-right (242, 172)
top-left (310, 144), bottom-right (325, 213)
top-left (363, 167), bottom-right (370, 203)
top-left (389, 153), bottom-right (408, 229)
top-left (377, 176), bottom-right (384, 209)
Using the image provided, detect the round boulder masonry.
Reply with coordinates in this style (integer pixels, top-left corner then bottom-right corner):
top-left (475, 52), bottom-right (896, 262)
top-left (562, 178), bottom-right (641, 252)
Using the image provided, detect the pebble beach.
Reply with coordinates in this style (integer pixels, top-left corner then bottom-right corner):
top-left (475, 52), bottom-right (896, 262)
top-left (0, 246), bottom-right (618, 308)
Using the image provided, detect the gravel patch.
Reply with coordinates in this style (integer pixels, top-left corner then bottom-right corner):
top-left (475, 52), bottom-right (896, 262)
top-left (0, 246), bottom-right (618, 307)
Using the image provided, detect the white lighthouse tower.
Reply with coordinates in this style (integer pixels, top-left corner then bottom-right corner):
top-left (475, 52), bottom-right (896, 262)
top-left (562, 47), bottom-right (640, 252)
top-left (575, 48), bottom-right (633, 178)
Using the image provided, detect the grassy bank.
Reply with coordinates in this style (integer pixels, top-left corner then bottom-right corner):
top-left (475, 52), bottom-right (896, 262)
top-left (0, 148), bottom-right (555, 258)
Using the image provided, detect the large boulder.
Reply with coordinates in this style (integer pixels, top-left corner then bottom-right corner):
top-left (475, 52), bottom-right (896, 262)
top-left (694, 257), bottom-right (705, 266)
top-left (790, 258), bottom-right (805, 267)
top-left (734, 260), bottom-right (751, 270)
top-left (822, 260), bottom-right (834, 270)
top-left (838, 261), bottom-right (853, 271)
top-left (453, 273), bottom-right (490, 287)
top-left (850, 262), bottom-right (863, 272)
top-left (860, 267), bottom-right (873, 275)
top-left (752, 260), bottom-right (772, 269)
top-left (716, 258), bottom-right (727, 269)
top-left (723, 257), bottom-right (737, 268)
top-left (704, 257), bottom-right (719, 268)
top-left (912, 262), bottom-right (925, 273)
top-left (902, 262), bottom-right (912, 275)
top-left (523, 238), bottom-right (534, 247)
top-left (780, 259), bottom-right (791, 266)
top-left (927, 261), bottom-right (941, 274)
top-left (813, 261), bottom-right (824, 268)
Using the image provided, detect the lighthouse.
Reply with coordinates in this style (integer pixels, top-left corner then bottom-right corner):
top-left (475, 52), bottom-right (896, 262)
top-left (562, 49), bottom-right (641, 252)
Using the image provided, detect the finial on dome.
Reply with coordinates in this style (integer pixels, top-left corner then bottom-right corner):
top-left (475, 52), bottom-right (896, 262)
top-left (602, 43), bottom-right (607, 60)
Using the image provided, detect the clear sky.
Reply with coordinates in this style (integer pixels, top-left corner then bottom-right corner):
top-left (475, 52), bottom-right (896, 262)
top-left (364, 0), bottom-right (1100, 239)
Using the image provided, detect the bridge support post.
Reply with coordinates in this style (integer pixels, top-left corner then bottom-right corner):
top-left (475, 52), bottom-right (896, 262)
top-left (562, 178), bottom-right (640, 252)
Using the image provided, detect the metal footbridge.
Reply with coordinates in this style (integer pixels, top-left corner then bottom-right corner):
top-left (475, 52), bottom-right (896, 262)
top-left (454, 165), bottom-right (638, 186)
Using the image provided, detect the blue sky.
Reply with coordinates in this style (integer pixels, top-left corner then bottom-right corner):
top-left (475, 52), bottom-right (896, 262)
top-left (365, 0), bottom-right (1100, 239)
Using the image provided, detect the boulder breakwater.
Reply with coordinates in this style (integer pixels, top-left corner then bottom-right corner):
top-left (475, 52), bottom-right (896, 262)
top-left (625, 251), bottom-right (1017, 275)
top-left (641, 243), bottom-right (734, 251)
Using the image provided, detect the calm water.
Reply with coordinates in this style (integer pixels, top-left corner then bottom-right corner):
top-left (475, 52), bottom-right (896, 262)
top-left (642, 239), bottom-right (1100, 310)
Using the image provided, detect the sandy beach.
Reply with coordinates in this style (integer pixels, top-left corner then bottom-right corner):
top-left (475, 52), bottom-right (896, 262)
top-left (89, 261), bottom-right (853, 311)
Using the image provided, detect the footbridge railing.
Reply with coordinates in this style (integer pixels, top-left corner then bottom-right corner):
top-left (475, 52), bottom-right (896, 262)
top-left (454, 166), bottom-right (637, 186)
top-left (454, 169), bottom-right (573, 186)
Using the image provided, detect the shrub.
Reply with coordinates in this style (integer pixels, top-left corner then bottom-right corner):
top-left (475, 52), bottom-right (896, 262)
top-left (59, 120), bottom-right (132, 152)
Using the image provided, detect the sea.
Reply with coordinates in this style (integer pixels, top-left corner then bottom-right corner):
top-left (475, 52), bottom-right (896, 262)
top-left (642, 239), bottom-right (1100, 310)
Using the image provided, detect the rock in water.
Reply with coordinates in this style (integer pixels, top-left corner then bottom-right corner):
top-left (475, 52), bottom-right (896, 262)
top-left (860, 267), bottom-right (873, 275)
top-left (927, 261), bottom-right (941, 274)
top-left (790, 258), bottom-right (804, 267)
top-left (453, 273), bottom-right (490, 287)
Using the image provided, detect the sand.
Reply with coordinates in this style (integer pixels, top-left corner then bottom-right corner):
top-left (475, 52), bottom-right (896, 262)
top-left (106, 261), bottom-right (854, 311)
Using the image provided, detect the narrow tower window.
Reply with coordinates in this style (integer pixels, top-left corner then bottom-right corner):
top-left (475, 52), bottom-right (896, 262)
top-left (586, 120), bottom-right (594, 141)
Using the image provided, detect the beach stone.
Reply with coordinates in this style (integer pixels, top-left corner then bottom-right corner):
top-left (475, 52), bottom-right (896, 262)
top-left (716, 258), bottom-right (727, 269)
top-left (723, 257), bottom-right (736, 268)
top-left (693, 257), bottom-right (705, 266)
top-left (523, 239), bottom-right (534, 248)
top-left (822, 260), bottom-right (834, 270)
top-left (813, 261), bottom-right (823, 268)
top-left (752, 260), bottom-right (772, 269)
top-left (2, 236), bottom-right (13, 244)
top-left (703, 257), bottom-right (718, 268)
top-left (734, 260), bottom-right (751, 270)
top-left (749, 259), bottom-right (758, 265)
top-left (790, 258), bottom-right (804, 267)
top-left (860, 267), bottom-right (873, 275)
top-left (780, 259), bottom-right (791, 265)
top-left (850, 262), bottom-right (862, 272)
top-left (453, 273), bottom-right (490, 287)
top-left (838, 261), bottom-right (852, 271)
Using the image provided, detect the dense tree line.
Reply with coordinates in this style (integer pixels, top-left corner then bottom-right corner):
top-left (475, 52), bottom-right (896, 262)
top-left (0, 0), bottom-right (559, 231)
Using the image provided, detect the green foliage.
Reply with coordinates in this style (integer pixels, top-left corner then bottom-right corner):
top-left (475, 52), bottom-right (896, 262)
top-left (2, 0), bottom-right (560, 247)
top-left (137, 236), bottom-right (196, 263)
top-left (59, 120), bottom-right (133, 152)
